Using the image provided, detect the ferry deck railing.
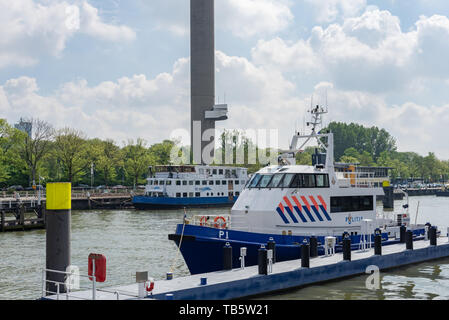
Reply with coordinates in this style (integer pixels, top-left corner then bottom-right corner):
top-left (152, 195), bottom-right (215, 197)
top-left (335, 171), bottom-right (386, 188)
top-left (42, 268), bottom-right (140, 300)
top-left (190, 214), bottom-right (231, 230)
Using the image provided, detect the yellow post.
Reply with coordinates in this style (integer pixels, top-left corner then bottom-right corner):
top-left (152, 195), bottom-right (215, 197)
top-left (45, 182), bottom-right (72, 296)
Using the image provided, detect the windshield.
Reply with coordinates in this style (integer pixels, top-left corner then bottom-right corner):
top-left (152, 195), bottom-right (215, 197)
top-left (256, 175), bottom-right (273, 188)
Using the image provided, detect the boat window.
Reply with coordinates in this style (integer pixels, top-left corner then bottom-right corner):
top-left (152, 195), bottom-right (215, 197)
top-left (160, 181), bottom-right (165, 186)
top-left (256, 175), bottom-right (273, 188)
top-left (176, 181), bottom-right (181, 186)
top-left (189, 181), bottom-right (194, 186)
top-left (235, 180), bottom-right (240, 185)
top-left (267, 174), bottom-right (284, 188)
top-left (166, 180), bottom-right (172, 186)
top-left (216, 180), bottom-right (220, 185)
top-left (279, 173), bottom-right (296, 188)
top-left (148, 180), bottom-right (153, 185)
top-left (202, 181), bottom-right (207, 185)
top-left (154, 180), bottom-right (159, 186)
top-left (213, 169), bottom-right (217, 175)
top-left (189, 192), bottom-right (193, 197)
top-left (222, 180), bottom-right (227, 185)
top-left (316, 174), bottom-right (329, 188)
top-left (304, 174), bottom-right (316, 188)
top-left (330, 196), bottom-right (373, 213)
top-left (195, 181), bottom-right (200, 185)
top-left (182, 181), bottom-right (187, 186)
top-left (195, 192), bottom-right (201, 197)
top-left (209, 181), bottom-right (214, 185)
top-left (183, 193), bottom-right (188, 197)
top-left (249, 174), bottom-right (261, 188)
top-left (176, 193), bottom-right (181, 198)
top-left (219, 169), bottom-right (223, 175)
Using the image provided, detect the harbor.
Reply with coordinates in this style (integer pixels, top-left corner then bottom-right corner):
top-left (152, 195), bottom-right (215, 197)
top-left (2, 0), bottom-right (449, 307)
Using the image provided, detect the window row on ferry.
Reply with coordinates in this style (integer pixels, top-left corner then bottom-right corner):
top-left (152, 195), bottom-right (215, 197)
top-left (148, 179), bottom-right (246, 186)
top-left (248, 173), bottom-right (330, 189)
top-left (174, 192), bottom-right (240, 198)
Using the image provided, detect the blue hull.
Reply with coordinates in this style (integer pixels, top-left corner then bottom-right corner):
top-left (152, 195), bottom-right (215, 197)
top-left (132, 196), bottom-right (237, 210)
top-left (169, 224), bottom-right (426, 275)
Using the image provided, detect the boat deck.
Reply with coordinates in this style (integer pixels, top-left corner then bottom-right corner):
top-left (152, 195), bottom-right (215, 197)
top-left (42, 236), bottom-right (449, 300)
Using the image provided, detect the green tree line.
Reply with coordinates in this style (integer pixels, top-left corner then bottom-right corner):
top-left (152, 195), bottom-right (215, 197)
top-left (1, 118), bottom-right (448, 188)
top-left (0, 119), bottom-right (177, 188)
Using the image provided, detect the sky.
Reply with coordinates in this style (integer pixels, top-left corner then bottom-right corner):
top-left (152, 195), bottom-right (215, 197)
top-left (1, 0), bottom-right (449, 159)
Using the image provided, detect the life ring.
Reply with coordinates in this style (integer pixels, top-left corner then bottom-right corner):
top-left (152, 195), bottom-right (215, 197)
top-left (214, 216), bottom-right (227, 229)
top-left (199, 216), bottom-right (208, 226)
top-left (146, 278), bottom-right (155, 293)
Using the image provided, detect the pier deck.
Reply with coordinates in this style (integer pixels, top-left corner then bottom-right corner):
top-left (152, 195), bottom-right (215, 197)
top-left (42, 237), bottom-right (449, 300)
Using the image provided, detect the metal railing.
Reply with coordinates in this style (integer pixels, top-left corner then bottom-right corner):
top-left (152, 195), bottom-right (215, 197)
top-left (41, 268), bottom-right (142, 300)
top-left (190, 215), bottom-right (231, 229)
top-left (42, 268), bottom-right (97, 300)
top-left (335, 171), bottom-right (382, 188)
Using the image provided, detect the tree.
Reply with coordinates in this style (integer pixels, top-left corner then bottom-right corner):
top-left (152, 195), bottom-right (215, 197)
top-left (325, 122), bottom-right (396, 162)
top-left (148, 140), bottom-right (175, 165)
top-left (123, 138), bottom-right (152, 188)
top-left (16, 118), bottom-right (54, 185)
top-left (90, 139), bottom-right (123, 186)
top-left (53, 128), bottom-right (89, 183)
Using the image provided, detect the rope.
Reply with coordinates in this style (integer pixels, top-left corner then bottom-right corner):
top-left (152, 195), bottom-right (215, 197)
top-left (170, 207), bottom-right (188, 275)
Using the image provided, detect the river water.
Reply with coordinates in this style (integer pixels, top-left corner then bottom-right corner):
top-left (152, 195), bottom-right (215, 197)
top-left (1, 195), bottom-right (449, 300)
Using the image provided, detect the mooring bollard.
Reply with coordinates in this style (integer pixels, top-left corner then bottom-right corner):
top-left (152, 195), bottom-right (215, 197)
top-left (0, 210), bottom-right (5, 232)
top-left (166, 272), bottom-right (173, 280)
top-left (425, 223), bottom-right (432, 240)
top-left (200, 277), bottom-right (207, 286)
top-left (429, 226), bottom-right (437, 246)
top-left (406, 230), bottom-right (413, 250)
top-left (310, 236), bottom-right (318, 257)
top-left (46, 182), bottom-right (72, 296)
top-left (343, 235), bottom-right (351, 261)
top-left (301, 239), bottom-right (310, 268)
top-left (267, 237), bottom-right (276, 264)
top-left (223, 242), bottom-right (233, 270)
top-left (258, 245), bottom-right (268, 275)
top-left (400, 225), bottom-right (406, 243)
top-left (374, 228), bottom-right (382, 256)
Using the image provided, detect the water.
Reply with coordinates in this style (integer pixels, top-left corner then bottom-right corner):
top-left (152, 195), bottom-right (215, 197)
top-left (1, 196), bottom-right (449, 300)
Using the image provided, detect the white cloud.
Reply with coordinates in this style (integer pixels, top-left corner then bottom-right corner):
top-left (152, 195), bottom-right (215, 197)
top-left (305, 0), bottom-right (367, 23)
top-left (218, 0), bottom-right (294, 38)
top-left (0, 0), bottom-right (135, 69)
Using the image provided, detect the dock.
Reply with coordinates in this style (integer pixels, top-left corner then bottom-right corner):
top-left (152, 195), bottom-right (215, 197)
top-left (42, 236), bottom-right (449, 300)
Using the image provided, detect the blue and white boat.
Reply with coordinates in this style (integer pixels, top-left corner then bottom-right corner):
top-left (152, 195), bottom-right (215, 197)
top-left (169, 106), bottom-right (427, 275)
top-left (133, 165), bottom-right (248, 210)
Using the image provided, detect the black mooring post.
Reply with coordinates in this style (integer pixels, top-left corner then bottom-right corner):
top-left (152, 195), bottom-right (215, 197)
top-left (267, 237), bottom-right (276, 264)
top-left (400, 225), bottom-right (406, 243)
top-left (374, 228), bottom-right (382, 255)
top-left (406, 230), bottom-right (413, 250)
top-left (223, 242), bottom-right (233, 270)
top-left (310, 236), bottom-right (318, 257)
top-left (374, 234), bottom-right (382, 255)
top-left (343, 236), bottom-right (351, 261)
top-left (46, 183), bottom-right (71, 296)
top-left (1, 211), bottom-right (5, 232)
top-left (301, 240), bottom-right (310, 268)
top-left (429, 226), bottom-right (437, 246)
top-left (258, 245), bottom-right (268, 275)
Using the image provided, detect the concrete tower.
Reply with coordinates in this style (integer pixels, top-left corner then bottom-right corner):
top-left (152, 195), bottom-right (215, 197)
top-left (190, 0), bottom-right (227, 164)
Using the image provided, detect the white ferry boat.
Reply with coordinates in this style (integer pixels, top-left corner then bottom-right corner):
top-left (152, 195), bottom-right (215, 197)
top-left (169, 105), bottom-right (427, 275)
top-left (132, 165), bottom-right (249, 210)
